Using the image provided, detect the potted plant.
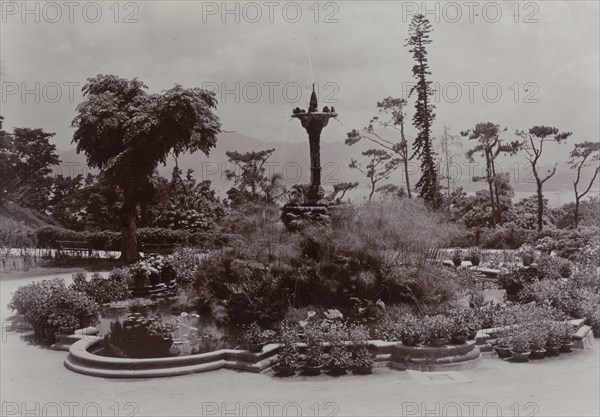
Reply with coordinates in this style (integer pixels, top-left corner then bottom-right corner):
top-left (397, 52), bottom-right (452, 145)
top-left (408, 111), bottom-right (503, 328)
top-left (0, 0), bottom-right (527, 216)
top-left (303, 345), bottom-right (324, 375)
top-left (494, 339), bottom-right (513, 359)
top-left (559, 322), bottom-right (574, 353)
top-left (520, 246), bottom-right (535, 267)
top-left (451, 249), bottom-right (463, 267)
top-left (161, 256), bottom-right (177, 283)
top-left (242, 322), bottom-right (275, 353)
top-left (509, 330), bottom-right (531, 362)
top-left (449, 309), bottom-right (480, 344)
top-left (545, 322), bottom-right (562, 357)
top-left (348, 324), bottom-right (374, 375)
top-left (129, 262), bottom-right (149, 288)
top-left (399, 314), bottom-right (422, 346)
top-left (324, 320), bottom-right (350, 375)
top-left (274, 322), bottom-right (299, 377)
top-left (328, 345), bottom-right (351, 375)
top-left (423, 315), bottom-right (452, 347)
top-left (468, 248), bottom-right (482, 267)
top-left (302, 322), bottom-right (324, 375)
top-left (528, 323), bottom-right (549, 360)
top-left (352, 346), bottom-right (375, 375)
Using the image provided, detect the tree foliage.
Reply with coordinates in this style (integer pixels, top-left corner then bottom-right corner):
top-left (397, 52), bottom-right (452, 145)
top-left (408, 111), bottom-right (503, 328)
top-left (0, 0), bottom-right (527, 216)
top-left (225, 148), bottom-right (286, 207)
top-left (461, 122), bottom-right (520, 226)
top-left (568, 141), bottom-right (600, 227)
top-left (345, 97), bottom-right (412, 198)
top-left (349, 149), bottom-right (402, 202)
top-left (71, 75), bottom-right (221, 261)
top-left (0, 118), bottom-right (60, 210)
top-left (406, 14), bottom-right (441, 208)
top-left (517, 126), bottom-right (571, 231)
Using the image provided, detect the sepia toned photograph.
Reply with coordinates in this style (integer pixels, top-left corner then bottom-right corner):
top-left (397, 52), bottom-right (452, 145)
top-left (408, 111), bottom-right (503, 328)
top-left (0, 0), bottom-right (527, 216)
top-left (1, 1), bottom-right (599, 416)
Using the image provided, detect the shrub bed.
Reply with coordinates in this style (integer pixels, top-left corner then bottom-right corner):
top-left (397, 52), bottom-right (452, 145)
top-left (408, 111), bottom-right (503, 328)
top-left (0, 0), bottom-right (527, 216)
top-left (8, 279), bottom-right (99, 343)
top-left (70, 269), bottom-right (132, 304)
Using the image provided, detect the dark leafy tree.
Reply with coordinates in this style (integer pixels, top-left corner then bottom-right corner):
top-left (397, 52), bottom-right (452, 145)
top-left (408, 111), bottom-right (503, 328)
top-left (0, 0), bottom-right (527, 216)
top-left (0, 123), bottom-right (60, 210)
top-left (48, 173), bottom-right (123, 231)
top-left (406, 14), bottom-right (441, 208)
top-left (0, 116), bottom-right (17, 206)
top-left (149, 167), bottom-right (225, 231)
top-left (71, 75), bottom-right (221, 261)
top-left (329, 182), bottom-right (359, 202)
top-left (509, 195), bottom-right (553, 230)
top-left (225, 148), bottom-right (286, 207)
top-left (461, 122), bottom-right (521, 226)
top-left (345, 97), bottom-right (412, 198)
top-left (445, 174), bottom-right (514, 229)
top-left (568, 141), bottom-right (600, 227)
top-left (349, 149), bottom-right (402, 202)
top-left (517, 126), bottom-right (571, 231)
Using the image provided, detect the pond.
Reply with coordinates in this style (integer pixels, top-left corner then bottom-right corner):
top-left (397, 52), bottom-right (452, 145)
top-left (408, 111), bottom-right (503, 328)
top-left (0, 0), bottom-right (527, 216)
top-left (94, 296), bottom-right (242, 359)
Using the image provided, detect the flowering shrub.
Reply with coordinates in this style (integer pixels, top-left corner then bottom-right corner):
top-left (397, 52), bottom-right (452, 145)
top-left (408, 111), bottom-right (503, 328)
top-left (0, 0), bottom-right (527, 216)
top-left (276, 321), bottom-right (300, 370)
top-left (526, 322), bottom-right (550, 351)
top-left (129, 255), bottom-right (174, 287)
top-left (421, 314), bottom-right (453, 341)
top-left (171, 247), bottom-right (205, 288)
top-left (70, 269), bottom-right (131, 304)
top-left (8, 278), bottom-right (98, 342)
top-left (510, 329), bottom-right (531, 353)
top-left (241, 322), bottom-right (276, 347)
top-left (521, 279), bottom-right (581, 315)
top-left (519, 266), bottom-right (600, 321)
top-left (498, 266), bottom-right (545, 297)
top-left (448, 308), bottom-right (481, 336)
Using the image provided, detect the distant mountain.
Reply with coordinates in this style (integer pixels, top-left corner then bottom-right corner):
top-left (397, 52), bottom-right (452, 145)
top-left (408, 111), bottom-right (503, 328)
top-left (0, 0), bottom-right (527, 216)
top-left (56, 132), bottom-right (598, 206)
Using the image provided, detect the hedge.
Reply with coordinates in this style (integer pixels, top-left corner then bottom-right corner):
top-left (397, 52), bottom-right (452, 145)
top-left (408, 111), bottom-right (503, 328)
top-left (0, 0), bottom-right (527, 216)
top-left (35, 226), bottom-right (226, 251)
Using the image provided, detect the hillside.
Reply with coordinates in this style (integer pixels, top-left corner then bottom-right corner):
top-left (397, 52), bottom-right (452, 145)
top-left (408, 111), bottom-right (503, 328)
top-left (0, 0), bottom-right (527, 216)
top-left (0, 203), bottom-right (55, 231)
top-left (57, 132), bottom-right (599, 207)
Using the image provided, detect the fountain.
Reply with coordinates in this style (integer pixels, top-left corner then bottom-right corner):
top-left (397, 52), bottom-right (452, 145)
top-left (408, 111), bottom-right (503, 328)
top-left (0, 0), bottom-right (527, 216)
top-left (282, 85), bottom-right (338, 228)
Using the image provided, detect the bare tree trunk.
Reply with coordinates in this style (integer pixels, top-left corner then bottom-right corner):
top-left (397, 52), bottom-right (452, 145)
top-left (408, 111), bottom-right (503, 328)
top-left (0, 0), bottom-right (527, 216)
top-left (491, 162), bottom-right (502, 224)
top-left (574, 191), bottom-right (580, 228)
top-left (485, 150), bottom-right (496, 228)
top-left (403, 158), bottom-right (411, 199)
top-left (369, 180), bottom-right (375, 202)
top-left (536, 182), bottom-right (544, 232)
top-left (120, 193), bottom-right (140, 263)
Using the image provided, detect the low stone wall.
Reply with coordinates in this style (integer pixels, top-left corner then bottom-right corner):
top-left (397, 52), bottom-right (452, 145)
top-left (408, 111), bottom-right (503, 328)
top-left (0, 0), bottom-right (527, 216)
top-left (64, 338), bottom-right (481, 378)
top-left (390, 341), bottom-right (482, 371)
top-left (65, 337), bottom-right (280, 378)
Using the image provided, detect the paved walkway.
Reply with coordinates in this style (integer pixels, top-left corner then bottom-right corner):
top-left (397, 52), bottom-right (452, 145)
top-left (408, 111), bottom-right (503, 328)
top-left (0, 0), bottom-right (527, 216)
top-left (1, 271), bottom-right (599, 417)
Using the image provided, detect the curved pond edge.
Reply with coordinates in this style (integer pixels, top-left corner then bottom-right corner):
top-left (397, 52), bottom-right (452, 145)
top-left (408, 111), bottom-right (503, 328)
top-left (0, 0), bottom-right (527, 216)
top-left (64, 338), bottom-right (481, 378)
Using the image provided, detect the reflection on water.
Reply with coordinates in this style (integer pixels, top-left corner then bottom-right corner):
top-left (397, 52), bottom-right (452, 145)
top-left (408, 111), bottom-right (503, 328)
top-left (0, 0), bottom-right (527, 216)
top-left (95, 298), bottom-right (241, 358)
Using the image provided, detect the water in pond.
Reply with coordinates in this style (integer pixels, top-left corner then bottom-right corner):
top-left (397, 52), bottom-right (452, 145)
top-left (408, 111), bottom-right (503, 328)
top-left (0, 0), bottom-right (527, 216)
top-left (94, 297), bottom-right (241, 359)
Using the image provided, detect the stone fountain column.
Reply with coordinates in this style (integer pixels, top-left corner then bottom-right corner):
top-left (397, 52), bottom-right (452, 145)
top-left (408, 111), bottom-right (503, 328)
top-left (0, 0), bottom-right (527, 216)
top-left (291, 86), bottom-right (337, 203)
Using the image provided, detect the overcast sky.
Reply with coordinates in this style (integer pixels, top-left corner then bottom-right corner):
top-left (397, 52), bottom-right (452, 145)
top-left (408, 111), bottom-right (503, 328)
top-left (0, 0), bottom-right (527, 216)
top-left (1, 1), bottom-right (599, 154)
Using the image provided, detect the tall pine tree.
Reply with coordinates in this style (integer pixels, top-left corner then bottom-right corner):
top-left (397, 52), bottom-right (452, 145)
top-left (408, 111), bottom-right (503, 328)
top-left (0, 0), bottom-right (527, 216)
top-left (406, 14), bottom-right (441, 208)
